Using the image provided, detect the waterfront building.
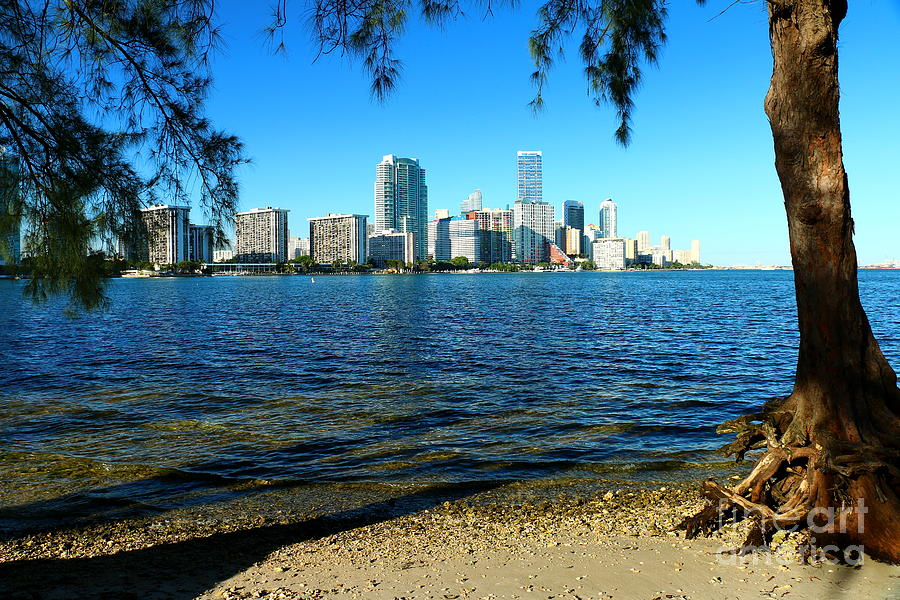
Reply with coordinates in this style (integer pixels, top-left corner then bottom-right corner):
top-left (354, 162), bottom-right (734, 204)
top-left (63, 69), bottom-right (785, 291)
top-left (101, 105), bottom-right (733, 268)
top-left (637, 230), bottom-right (651, 252)
top-left (516, 151), bottom-right (543, 203)
top-left (461, 189), bottom-right (483, 214)
top-left (623, 238), bottom-right (638, 264)
top-left (559, 226), bottom-right (581, 255)
top-left (649, 247), bottom-right (673, 266)
top-left (661, 235), bottom-right (671, 250)
top-left (140, 204), bottom-right (190, 265)
top-left (599, 198), bottom-right (618, 239)
top-left (592, 238), bottom-right (627, 270)
top-left (428, 213), bottom-right (451, 260)
top-left (691, 239), bottom-right (702, 264)
top-left (449, 218), bottom-right (481, 263)
top-left (513, 199), bottom-right (555, 263)
top-left (213, 249), bottom-right (233, 263)
top-left (563, 200), bottom-right (585, 232)
top-left (288, 236), bottom-right (310, 259)
top-left (368, 229), bottom-right (415, 267)
top-left (308, 213), bottom-right (368, 265)
top-left (0, 150), bottom-right (20, 266)
top-left (234, 207), bottom-right (289, 263)
top-left (673, 249), bottom-right (693, 264)
top-left (466, 208), bottom-right (513, 264)
top-left (188, 224), bottom-right (215, 263)
top-left (429, 216), bottom-right (481, 263)
top-left (374, 154), bottom-right (428, 259)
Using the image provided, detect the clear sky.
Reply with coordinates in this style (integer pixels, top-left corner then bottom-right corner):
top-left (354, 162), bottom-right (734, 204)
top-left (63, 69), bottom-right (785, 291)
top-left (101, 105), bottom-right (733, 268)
top-left (201, 1), bottom-right (899, 266)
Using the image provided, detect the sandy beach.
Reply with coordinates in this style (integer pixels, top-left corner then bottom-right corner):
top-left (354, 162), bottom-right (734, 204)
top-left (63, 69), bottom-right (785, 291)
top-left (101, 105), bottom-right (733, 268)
top-left (1, 482), bottom-right (897, 599)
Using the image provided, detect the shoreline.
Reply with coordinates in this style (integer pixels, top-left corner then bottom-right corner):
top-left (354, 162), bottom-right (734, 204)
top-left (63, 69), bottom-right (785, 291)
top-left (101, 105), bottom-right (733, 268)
top-left (1, 480), bottom-right (897, 599)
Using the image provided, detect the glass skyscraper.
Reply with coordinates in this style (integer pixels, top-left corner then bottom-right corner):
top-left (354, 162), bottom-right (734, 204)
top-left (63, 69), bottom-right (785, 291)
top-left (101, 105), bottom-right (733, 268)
top-left (516, 151), bottom-right (543, 203)
top-left (374, 154), bottom-right (428, 260)
top-left (599, 198), bottom-right (618, 239)
top-left (563, 200), bottom-right (584, 232)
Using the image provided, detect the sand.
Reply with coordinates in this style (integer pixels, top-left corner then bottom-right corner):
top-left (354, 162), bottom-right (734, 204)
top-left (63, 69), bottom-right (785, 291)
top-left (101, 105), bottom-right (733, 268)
top-left (1, 483), bottom-right (897, 600)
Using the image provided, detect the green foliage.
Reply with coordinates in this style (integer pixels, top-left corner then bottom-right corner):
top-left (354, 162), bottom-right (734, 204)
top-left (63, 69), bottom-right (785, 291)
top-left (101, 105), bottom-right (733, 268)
top-left (2, 0), bottom-right (245, 310)
top-left (581, 260), bottom-right (596, 270)
top-left (449, 256), bottom-right (470, 268)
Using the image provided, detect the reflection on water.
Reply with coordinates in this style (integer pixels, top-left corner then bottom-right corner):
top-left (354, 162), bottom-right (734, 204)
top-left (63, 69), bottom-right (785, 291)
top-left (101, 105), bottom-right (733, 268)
top-left (1, 270), bottom-right (898, 513)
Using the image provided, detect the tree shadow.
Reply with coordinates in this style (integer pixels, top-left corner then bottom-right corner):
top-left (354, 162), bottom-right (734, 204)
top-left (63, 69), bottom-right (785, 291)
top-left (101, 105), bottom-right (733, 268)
top-left (0, 480), bottom-right (503, 599)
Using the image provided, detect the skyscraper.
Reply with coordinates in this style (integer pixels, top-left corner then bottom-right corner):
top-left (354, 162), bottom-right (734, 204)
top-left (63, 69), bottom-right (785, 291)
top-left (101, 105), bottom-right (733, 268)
top-left (660, 235), bottom-right (671, 250)
top-left (637, 230), bottom-right (651, 252)
top-left (467, 208), bottom-right (513, 264)
top-left (516, 151), bottom-right (543, 203)
top-left (374, 154), bottom-right (428, 260)
top-left (461, 189), bottom-right (483, 214)
top-left (513, 200), bottom-right (555, 263)
top-left (140, 204), bottom-right (190, 265)
top-left (691, 239), bottom-right (701, 264)
top-left (563, 200), bottom-right (584, 232)
top-left (234, 207), bottom-right (289, 263)
top-left (599, 198), bottom-right (618, 238)
top-left (308, 213), bottom-right (368, 265)
top-left (188, 224), bottom-right (215, 263)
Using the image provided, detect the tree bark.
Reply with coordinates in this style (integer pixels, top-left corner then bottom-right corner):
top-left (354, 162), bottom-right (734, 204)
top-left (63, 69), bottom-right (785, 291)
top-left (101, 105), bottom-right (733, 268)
top-left (682, 0), bottom-right (900, 564)
top-left (765, 0), bottom-right (899, 562)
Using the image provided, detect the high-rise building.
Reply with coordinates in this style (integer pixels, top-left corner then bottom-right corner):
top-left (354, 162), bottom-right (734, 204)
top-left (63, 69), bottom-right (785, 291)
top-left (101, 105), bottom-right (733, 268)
top-left (660, 235), bottom-right (671, 250)
top-left (374, 154), bottom-right (428, 260)
top-left (0, 150), bottom-right (20, 266)
top-left (448, 218), bottom-right (481, 263)
top-left (599, 198), bottom-right (617, 239)
top-left (288, 236), bottom-right (310, 259)
top-left (563, 226), bottom-right (582, 255)
top-left (516, 151), bottom-right (543, 203)
top-left (466, 208), bottom-right (513, 264)
top-left (428, 216), bottom-right (481, 263)
top-left (140, 204), bottom-right (190, 265)
top-left (368, 229), bottom-right (415, 267)
top-left (308, 213), bottom-right (368, 265)
top-left (513, 200), bottom-right (555, 263)
top-left (673, 249), bottom-right (693, 264)
top-left (188, 224), bottom-right (215, 263)
top-left (592, 238), bottom-right (627, 270)
top-left (623, 238), bottom-right (638, 264)
top-left (691, 239), bottom-right (701, 264)
top-left (637, 230), bottom-right (651, 252)
top-left (563, 200), bottom-right (584, 232)
top-left (461, 189), bottom-right (483, 214)
top-left (428, 213), bottom-right (451, 260)
top-left (234, 207), bottom-right (289, 263)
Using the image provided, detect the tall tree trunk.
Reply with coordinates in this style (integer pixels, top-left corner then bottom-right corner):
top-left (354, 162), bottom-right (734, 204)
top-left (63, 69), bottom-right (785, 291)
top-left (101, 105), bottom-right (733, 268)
top-left (682, 0), bottom-right (900, 564)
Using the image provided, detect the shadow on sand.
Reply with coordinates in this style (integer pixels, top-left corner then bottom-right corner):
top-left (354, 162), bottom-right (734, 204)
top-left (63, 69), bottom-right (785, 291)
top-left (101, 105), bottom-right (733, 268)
top-left (0, 480), bottom-right (504, 599)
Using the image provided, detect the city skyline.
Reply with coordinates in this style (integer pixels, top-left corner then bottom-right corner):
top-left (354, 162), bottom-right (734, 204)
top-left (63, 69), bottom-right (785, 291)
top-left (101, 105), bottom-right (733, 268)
top-left (198, 3), bottom-right (899, 267)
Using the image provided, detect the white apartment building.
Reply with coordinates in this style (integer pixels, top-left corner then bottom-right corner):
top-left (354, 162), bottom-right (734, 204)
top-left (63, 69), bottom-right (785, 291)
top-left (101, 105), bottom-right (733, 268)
top-left (308, 213), bottom-right (368, 265)
top-left (691, 239), bottom-right (701, 264)
top-left (140, 204), bottom-right (190, 265)
top-left (513, 200), bottom-right (555, 263)
top-left (288, 236), bottom-right (310, 259)
top-left (637, 230), bottom-right (651, 252)
top-left (592, 238), bottom-right (627, 270)
top-left (374, 155), bottom-right (428, 259)
top-left (599, 198), bottom-right (618, 239)
top-left (235, 207), bottom-right (289, 263)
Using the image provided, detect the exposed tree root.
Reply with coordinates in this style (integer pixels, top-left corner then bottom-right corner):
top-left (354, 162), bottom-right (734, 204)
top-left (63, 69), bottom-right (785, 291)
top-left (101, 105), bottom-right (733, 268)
top-left (677, 396), bottom-right (900, 564)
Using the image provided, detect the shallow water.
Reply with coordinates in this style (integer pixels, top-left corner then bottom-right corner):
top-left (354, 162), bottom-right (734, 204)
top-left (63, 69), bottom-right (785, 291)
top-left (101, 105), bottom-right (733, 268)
top-left (2, 270), bottom-right (899, 522)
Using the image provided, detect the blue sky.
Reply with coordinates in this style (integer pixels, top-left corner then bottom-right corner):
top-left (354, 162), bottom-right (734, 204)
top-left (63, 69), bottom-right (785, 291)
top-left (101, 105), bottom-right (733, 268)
top-left (202, 1), bottom-right (899, 266)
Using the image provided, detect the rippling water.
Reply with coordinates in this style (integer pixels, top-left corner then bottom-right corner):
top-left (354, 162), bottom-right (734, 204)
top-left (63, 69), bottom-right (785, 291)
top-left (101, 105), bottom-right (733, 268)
top-left (2, 270), bottom-right (899, 520)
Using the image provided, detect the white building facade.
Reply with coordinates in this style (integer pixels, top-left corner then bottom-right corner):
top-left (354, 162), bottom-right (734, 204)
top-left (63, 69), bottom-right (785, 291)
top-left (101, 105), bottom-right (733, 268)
top-left (592, 238), bottom-right (627, 270)
top-left (599, 198), bottom-right (618, 239)
top-left (140, 204), bottom-right (190, 265)
top-left (234, 207), bottom-right (289, 263)
top-left (368, 229), bottom-right (415, 267)
top-left (308, 213), bottom-right (368, 265)
top-left (374, 155), bottom-right (428, 260)
top-left (513, 200), bottom-right (555, 263)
